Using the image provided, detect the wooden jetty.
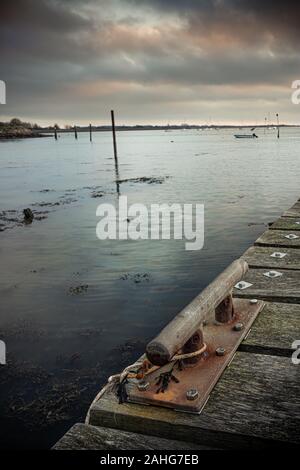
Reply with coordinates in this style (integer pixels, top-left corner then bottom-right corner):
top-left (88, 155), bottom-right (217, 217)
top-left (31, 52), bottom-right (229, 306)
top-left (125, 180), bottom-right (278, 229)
top-left (54, 199), bottom-right (300, 450)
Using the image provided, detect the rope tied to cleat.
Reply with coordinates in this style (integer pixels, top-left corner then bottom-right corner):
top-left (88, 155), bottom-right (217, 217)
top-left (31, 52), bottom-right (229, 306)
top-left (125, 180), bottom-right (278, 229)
top-left (113, 342), bottom-right (207, 402)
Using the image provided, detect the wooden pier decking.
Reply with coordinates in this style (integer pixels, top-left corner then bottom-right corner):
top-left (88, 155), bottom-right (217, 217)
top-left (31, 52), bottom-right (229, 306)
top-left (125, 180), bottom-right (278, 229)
top-left (54, 200), bottom-right (300, 450)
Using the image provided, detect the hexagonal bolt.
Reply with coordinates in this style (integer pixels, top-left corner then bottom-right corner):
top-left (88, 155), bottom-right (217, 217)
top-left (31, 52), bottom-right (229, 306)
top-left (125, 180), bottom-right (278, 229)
top-left (233, 322), bottom-right (244, 332)
top-left (216, 347), bottom-right (226, 357)
top-left (137, 381), bottom-right (149, 392)
top-left (186, 389), bottom-right (199, 401)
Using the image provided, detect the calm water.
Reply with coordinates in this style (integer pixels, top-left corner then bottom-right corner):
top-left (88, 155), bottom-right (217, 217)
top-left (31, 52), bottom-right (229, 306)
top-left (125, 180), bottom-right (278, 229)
top-left (1, 127), bottom-right (300, 448)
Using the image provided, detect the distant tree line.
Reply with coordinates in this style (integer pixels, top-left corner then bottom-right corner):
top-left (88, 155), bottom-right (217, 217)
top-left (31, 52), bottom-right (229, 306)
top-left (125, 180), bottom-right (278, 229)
top-left (0, 118), bottom-right (40, 129)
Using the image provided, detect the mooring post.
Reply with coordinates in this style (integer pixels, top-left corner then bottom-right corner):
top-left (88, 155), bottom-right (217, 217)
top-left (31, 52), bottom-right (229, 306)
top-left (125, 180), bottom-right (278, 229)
top-left (89, 123), bottom-right (92, 142)
top-left (54, 127), bottom-right (58, 141)
top-left (74, 125), bottom-right (78, 140)
top-left (276, 113), bottom-right (280, 139)
top-left (111, 110), bottom-right (118, 163)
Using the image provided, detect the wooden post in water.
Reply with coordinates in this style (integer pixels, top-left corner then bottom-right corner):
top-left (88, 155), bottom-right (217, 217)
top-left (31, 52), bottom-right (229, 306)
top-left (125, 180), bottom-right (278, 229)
top-left (74, 125), bottom-right (78, 140)
top-left (89, 124), bottom-right (92, 142)
top-left (276, 113), bottom-right (280, 139)
top-left (111, 110), bottom-right (118, 163)
top-left (54, 127), bottom-right (58, 140)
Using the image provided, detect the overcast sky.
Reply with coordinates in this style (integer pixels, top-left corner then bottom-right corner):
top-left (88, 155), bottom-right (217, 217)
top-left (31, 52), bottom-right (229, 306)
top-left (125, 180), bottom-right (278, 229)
top-left (0, 0), bottom-right (299, 126)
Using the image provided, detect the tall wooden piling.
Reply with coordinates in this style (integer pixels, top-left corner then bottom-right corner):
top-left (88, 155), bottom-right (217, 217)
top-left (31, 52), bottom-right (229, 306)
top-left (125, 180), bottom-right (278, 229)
top-left (276, 113), bottom-right (280, 139)
top-left (74, 125), bottom-right (78, 140)
top-left (111, 110), bottom-right (118, 163)
top-left (54, 127), bottom-right (58, 140)
top-left (89, 124), bottom-right (92, 142)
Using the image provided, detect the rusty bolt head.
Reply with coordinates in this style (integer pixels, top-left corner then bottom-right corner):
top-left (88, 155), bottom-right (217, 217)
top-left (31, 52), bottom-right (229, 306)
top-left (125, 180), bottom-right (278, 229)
top-left (137, 381), bottom-right (149, 392)
top-left (233, 322), bottom-right (244, 332)
top-left (186, 389), bottom-right (199, 401)
top-left (216, 347), bottom-right (226, 356)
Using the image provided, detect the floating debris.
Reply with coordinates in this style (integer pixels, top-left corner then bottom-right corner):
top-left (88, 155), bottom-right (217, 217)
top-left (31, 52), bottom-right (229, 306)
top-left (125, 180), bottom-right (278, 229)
top-left (91, 191), bottom-right (104, 198)
top-left (248, 222), bottom-right (267, 227)
top-left (116, 176), bottom-right (169, 185)
top-left (38, 189), bottom-right (56, 193)
top-left (33, 201), bottom-right (60, 207)
top-left (68, 285), bottom-right (89, 295)
top-left (120, 273), bottom-right (150, 284)
top-left (116, 339), bottom-right (146, 353)
top-left (23, 208), bottom-right (34, 223)
top-left (0, 208), bottom-right (48, 231)
top-left (0, 318), bottom-right (46, 340)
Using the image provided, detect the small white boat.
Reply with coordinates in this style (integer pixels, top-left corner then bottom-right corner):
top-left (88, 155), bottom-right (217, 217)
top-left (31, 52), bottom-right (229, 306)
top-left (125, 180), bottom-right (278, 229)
top-left (234, 133), bottom-right (258, 139)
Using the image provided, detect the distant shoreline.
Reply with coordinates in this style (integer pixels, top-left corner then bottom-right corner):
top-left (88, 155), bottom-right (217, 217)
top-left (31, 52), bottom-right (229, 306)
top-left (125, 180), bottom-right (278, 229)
top-left (1, 123), bottom-right (300, 140)
top-left (39, 124), bottom-right (300, 134)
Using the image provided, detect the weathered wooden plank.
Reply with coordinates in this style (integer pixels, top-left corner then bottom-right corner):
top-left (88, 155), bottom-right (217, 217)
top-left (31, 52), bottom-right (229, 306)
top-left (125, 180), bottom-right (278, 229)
top-left (242, 246), bottom-right (300, 270)
top-left (53, 423), bottom-right (212, 450)
top-left (89, 352), bottom-right (300, 449)
top-left (255, 229), bottom-right (300, 249)
top-left (282, 202), bottom-right (300, 218)
top-left (240, 302), bottom-right (300, 356)
top-left (270, 217), bottom-right (300, 231)
top-left (233, 267), bottom-right (300, 303)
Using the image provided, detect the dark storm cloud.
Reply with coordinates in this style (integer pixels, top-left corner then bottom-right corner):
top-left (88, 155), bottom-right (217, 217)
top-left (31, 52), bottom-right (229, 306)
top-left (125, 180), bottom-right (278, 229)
top-left (0, 0), bottom-right (298, 124)
top-left (130, 0), bottom-right (300, 47)
top-left (0, 0), bottom-right (92, 32)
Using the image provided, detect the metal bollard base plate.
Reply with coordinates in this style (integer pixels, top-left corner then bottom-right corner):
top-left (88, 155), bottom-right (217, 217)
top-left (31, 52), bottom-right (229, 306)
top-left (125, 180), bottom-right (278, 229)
top-left (126, 298), bottom-right (264, 413)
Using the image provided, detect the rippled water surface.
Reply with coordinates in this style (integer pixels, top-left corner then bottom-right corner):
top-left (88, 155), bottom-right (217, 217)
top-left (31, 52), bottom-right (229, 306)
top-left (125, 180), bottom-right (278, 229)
top-left (1, 128), bottom-right (300, 448)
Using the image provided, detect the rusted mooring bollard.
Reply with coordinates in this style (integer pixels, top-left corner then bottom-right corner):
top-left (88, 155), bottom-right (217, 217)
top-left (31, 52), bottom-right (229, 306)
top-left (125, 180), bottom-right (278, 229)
top-left (146, 259), bottom-right (248, 366)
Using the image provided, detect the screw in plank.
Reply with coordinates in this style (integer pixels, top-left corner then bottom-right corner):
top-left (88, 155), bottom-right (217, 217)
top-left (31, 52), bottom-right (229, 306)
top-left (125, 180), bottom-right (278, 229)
top-left (186, 389), bottom-right (199, 401)
top-left (263, 270), bottom-right (283, 278)
top-left (233, 322), bottom-right (244, 332)
top-left (137, 381), bottom-right (149, 392)
top-left (284, 234), bottom-right (299, 240)
top-left (234, 281), bottom-right (253, 290)
top-left (216, 347), bottom-right (226, 356)
top-left (270, 252), bottom-right (287, 259)
top-left (250, 299), bottom-right (258, 304)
